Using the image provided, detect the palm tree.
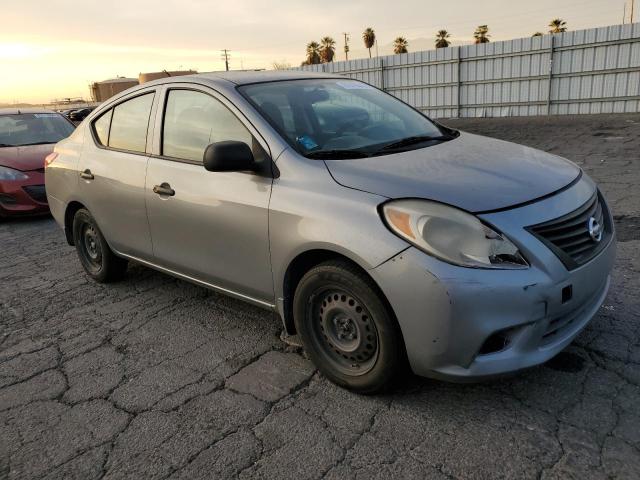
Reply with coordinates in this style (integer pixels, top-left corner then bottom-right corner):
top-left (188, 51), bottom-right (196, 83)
top-left (393, 37), bottom-right (409, 54)
top-left (435, 30), bottom-right (451, 48)
top-left (305, 41), bottom-right (321, 65)
top-left (532, 32), bottom-right (544, 37)
top-left (549, 18), bottom-right (567, 34)
top-left (363, 28), bottom-right (376, 58)
top-left (473, 25), bottom-right (490, 44)
top-left (320, 37), bottom-right (336, 63)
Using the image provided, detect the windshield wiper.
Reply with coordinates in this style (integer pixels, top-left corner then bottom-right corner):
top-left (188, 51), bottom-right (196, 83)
top-left (377, 135), bottom-right (450, 152)
top-left (304, 149), bottom-right (370, 159)
top-left (0, 143), bottom-right (16, 147)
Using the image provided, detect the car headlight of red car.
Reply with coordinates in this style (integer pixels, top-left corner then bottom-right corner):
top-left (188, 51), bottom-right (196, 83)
top-left (0, 165), bottom-right (29, 181)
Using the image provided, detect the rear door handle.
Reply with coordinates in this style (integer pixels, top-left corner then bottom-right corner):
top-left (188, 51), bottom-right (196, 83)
top-left (80, 169), bottom-right (94, 180)
top-left (153, 182), bottom-right (175, 197)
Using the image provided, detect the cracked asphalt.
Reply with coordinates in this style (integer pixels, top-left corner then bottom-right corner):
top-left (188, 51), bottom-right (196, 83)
top-left (1, 113), bottom-right (639, 480)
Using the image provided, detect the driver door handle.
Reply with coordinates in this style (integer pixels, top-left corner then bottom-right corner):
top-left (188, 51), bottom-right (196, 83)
top-left (153, 182), bottom-right (175, 197)
top-left (80, 169), bottom-right (94, 180)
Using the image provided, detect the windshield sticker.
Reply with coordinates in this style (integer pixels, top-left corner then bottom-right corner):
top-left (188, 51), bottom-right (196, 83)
top-left (34, 114), bottom-right (60, 118)
top-left (336, 81), bottom-right (373, 90)
top-left (296, 135), bottom-right (319, 151)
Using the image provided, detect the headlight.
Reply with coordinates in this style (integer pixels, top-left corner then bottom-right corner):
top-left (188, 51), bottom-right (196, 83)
top-left (381, 199), bottom-right (528, 269)
top-left (0, 166), bottom-right (29, 181)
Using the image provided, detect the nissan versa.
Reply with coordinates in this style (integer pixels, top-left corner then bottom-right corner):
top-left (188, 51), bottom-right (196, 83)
top-left (45, 71), bottom-right (615, 393)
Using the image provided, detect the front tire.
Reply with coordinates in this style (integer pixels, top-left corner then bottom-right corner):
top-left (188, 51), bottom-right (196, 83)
top-left (293, 260), bottom-right (404, 393)
top-left (72, 208), bottom-right (127, 283)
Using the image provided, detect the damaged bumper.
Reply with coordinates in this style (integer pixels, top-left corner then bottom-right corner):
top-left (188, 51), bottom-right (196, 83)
top-left (370, 177), bottom-right (616, 381)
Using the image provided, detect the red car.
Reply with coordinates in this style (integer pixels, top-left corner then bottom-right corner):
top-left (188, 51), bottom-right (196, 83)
top-left (0, 109), bottom-right (75, 218)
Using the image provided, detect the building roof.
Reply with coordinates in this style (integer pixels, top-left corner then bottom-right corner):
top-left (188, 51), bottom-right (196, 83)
top-left (95, 77), bottom-right (138, 84)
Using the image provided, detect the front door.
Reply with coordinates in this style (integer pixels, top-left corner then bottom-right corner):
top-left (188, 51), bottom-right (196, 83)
top-left (145, 88), bottom-right (273, 303)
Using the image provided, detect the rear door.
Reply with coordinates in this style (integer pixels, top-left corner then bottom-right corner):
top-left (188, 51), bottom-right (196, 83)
top-left (145, 86), bottom-right (274, 303)
top-left (78, 89), bottom-right (157, 259)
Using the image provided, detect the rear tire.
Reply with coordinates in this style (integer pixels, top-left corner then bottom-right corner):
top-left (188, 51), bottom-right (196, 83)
top-left (293, 260), bottom-right (404, 394)
top-left (72, 208), bottom-right (127, 283)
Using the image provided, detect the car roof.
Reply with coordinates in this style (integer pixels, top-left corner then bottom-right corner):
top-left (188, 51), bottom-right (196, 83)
top-left (141, 70), bottom-right (344, 88)
top-left (0, 107), bottom-right (60, 115)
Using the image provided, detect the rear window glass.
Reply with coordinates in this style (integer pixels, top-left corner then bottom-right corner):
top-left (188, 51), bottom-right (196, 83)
top-left (93, 110), bottom-right (112, 146)
top-left (108, 93), bottom-right (154, 153)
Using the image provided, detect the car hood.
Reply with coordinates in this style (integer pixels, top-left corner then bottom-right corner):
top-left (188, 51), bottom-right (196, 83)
top-left (324, 132), bottom-right (581, 213)
top-left (0, 144), bottom-right (54, 171)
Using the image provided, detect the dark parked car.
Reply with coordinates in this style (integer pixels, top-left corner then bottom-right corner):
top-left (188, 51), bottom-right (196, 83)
top-left (0, 108), bottom-right (75, 218)
top-left (69, 107), bottom-right (96, 122)
top-left (60, 108), bottom-right (77, 117)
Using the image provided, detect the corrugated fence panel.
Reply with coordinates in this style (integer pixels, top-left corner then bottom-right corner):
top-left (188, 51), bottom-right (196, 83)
top-left (292, 23), bottom-right (640, 118)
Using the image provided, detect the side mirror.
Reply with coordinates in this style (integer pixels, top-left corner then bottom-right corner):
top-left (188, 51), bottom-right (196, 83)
top-left (203, 141), bottom-right (255, 172)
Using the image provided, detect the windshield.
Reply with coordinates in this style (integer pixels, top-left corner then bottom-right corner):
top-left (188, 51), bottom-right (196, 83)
top-left (0, 113), bottom-right (75, 147)
top-left (239, 79), bottom-right (454, 158)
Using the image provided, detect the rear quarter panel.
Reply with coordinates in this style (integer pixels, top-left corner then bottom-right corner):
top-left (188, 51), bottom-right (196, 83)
top-left (45, 125), bottom-right (84, 227)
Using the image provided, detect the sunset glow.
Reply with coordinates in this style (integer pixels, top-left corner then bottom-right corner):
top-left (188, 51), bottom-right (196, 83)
top-left (0, 0), bottom-right (626, 104)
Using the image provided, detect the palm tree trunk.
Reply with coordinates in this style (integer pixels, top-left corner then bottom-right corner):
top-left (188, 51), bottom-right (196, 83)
top-left (368, 48), bottom-right (371, 58)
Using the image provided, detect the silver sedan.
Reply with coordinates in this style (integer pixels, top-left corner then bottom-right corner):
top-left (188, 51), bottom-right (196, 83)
top-left (45, 71), bottom-right (615, 393)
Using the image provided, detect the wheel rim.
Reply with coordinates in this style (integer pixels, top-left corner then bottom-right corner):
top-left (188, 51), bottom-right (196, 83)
top-left (80, 222), bottom-right (102, 270)
top-left (308, 287), bottom-right (379, 376)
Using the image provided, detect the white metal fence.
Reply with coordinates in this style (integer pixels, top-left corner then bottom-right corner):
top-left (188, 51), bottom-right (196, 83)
top-left (294, 23), bottom-right (640, 118)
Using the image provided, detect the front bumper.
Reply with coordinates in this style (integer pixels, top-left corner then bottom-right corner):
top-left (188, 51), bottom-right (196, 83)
top-left (0, 170), bottom-right (49, 217)
top-left (371, 176), bottom-right (616, 381)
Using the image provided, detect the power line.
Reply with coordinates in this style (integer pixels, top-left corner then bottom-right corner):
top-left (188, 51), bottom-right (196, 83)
top-left (220, 49), bottom-right (231, 71)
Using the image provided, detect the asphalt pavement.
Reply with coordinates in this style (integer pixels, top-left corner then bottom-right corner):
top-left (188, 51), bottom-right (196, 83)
top-left (1, 113), bottom-right (639, 479)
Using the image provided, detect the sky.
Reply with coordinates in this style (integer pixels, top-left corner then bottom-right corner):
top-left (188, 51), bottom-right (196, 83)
top-left (0, 0), bottom-right (632, 104)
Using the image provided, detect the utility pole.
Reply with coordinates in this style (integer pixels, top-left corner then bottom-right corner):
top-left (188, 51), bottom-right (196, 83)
top-left (623, 2), bottom-right (627, 23)
top-left (632, 0), bottom-right (635, 23)
top-left (221, 49), bottom-right (231, 71)
top-left (343, 32), bottom-right (350, 61)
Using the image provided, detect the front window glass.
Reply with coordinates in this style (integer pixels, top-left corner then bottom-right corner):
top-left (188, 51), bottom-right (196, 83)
top-left (109, 93), bottom-right (154, 153)
top-left (0, 113), bottom-right (75, 147)
top-left (163, 89), bottom-right (253, 162)
top-left (239, 79), bottom-right (453, 158)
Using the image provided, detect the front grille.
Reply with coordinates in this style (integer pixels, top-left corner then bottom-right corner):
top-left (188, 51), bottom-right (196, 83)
top-left (22, 185), bottom-right (48, 203)
top-left (527, 192), bottom-right (611, 270)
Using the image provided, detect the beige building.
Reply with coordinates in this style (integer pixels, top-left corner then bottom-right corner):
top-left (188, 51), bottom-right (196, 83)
top-left (90, 77), bottom-right (138, 102)
top-left (139, 70), bottom-right (197, 84)
top-left (90, 70), bottom-right (198, 102)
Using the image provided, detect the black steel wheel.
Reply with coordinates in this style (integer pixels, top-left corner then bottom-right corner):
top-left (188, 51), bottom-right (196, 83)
top-left (293, 260), bottom-right (404, 393)
top-left (311, 288), bottom-right (379, 376)
top-left (72, 208), bottom-right (127, 283)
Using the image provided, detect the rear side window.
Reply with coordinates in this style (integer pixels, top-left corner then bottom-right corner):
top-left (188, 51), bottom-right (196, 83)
top-left (108, 93), bottom-right (154, 153)
top-left (162, 89), bottom-right (252, 162)
top-left (93, 110), bottom-right (112, 146)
